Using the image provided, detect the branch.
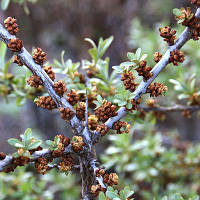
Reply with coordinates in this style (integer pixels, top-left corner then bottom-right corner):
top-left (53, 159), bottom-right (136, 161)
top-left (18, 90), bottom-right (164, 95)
top-left (90, 159), bottom-right (106, 189)
top-left (0, 144), bottom-right (74, 172)
top-left (0, 24), bottom-right (82, 134)
top-left (92, 8), bottom-right (200, 143)
top-left (138, 104), bottom-right (200, 113)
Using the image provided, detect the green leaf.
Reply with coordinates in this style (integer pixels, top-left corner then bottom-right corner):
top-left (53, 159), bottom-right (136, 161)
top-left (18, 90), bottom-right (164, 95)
top-left (136, 48), bottom-right (142, 60)
top-left (28, 140), bottom-right (42, 150)
top-left (120, 62), bottom-right (134, 67)
top-left (0, 42), bottom-right (7, 68)
top-left (46, 140), bottom-right (54, 146)
top-left (8, 138), bottom-right (24, 148)
top-left (97, 95), bottom-right (103, 103)
top-left (98, 36), bottom-right (114, 59)
top-left (106, 191), bottom-right (119, 199)
top-left (98, 192), bottom-right (106, 200)
top-left (88, 48), bottom-right (98, 64)
top-left (127, 52), bottom-right (137, 61)
top-left (1, 0), bottom-right (10, 10)
top-left (85, 38), bottom-right (97, 49)
top-left (24, 128), bottom-right (32, 145)
top-left (173, 8), bottom-right (182, 17)
top-left (140, 54), bottom-right (148, 61)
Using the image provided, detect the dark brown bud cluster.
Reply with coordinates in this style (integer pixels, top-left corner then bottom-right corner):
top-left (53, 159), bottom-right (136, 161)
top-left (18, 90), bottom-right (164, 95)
top-left (121, 71), bottom-right (138, 92)
top-left (59, 154), bottom-right (74, 172)
top-left (181, 110), bottom-right (192, 118)
top-left (147, 82), bottom-right (168, 97)
top-left (88, 115), bottom-right (98, 130)
top-left (4, 17), bottom-right (19, 35)
top-left (0, 152), bottom-right (6, 160)
top-left (159, 26), bottom-right (176, 45)
top-left (13, 156), bottom-right (29, 167)
top-left (88, 94), bottom-right (97, 109)
top-left (72, 72), bottom-right (86, 84)
top-left (52, 134), bottom-right (70, 157)
top-left (190, 0), bottom-right (200, 6)
top-left (43, 66), bottom-right (55, 81)
top-left (13, 55), bottom-right (23, 66)
top-left (76, 102), bottom-right (86, 121)
top-left (169, 50), bottom-right (185, 66)
top-left (103, 173), bottom-right (119, 186)
top-left (27, 75), bottom-right (43, 88)
top-left (53, 80), bottom-right (67, 97)
top-left (35, 157), bottom-right (52, 175)
top-left (129, 98), bottom-right (141, 111)
top-left (176, 7), bottom-right (197, 28)
top-left (96, 168), bottom-right (106, 177)
top-left (7, 38), bottom-right (23, 52)
top-left (113, 121), bottom-right (130, 134)
top-left (67, 89), bottom-right (79, 106)
top-left (136, 60), bottom-right (153, 81)
top-left (59, 107), bottom-right (74, 120)
top-left (154, 52), bottom-right (163, 63)
top-left (36, 96), bottom-right (56, 110)
top-left (191, 23), bottom-right (200, 40)
top-left (96, 123), bottom-right (109, 136)
top-left (95, 101), bottom-right (117, 122)
top-left (71, 136), bottom-right (85, 152)
top-left (90, 184), bottom-right (106, 197)
top-left (33, 48), bottom-right (47, 65)
top-left (86, 66), bottom-right (98, 78)
top-left (190, 92), bottom-right (200, 105)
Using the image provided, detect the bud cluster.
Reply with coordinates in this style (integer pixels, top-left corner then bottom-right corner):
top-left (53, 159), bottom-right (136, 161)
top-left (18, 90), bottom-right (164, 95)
top-left (76, 102), bottom-right (86, 120)
top-left (13, 156), bottom-right (29, 167)
top-left (121, 71), bottom-right (138, 92)
top-left (53, 80), bottom-right (67, 97)
top-left (103, 172), bottom-right (119, 186)
top-left (0, 152), bottom-right (6, 160)
top-left (113, 121), bottom-right (130, 134)
top-left (147, 82), bottom-right (168, 97)
top-left (95, 101), bottom-right (117, 122)
top-left (136, 60), bottom-right (153, 80)
top-left (67, 89), bottom-right (79, 106)
top-left (59, 154), bottom-right (74, 172)
top-left (90, 184), bottom-right (106, 197)
top-left (4, 17), bottom-right (19, 35)
top-left (35, 157), bottom-right (52, 175)
top-left (154, 52), bottom-right (163, 63)
top-left (71, 136), bottom-right (85, 152)
top-left (52, 134), bottom-right (70, 157)
top-left (7, 38), bottom-right (23, 52)
top-left (43, 66), bottom-right (55, 81)
top-left (59, 107), bottom-right (74, 120)
top-left (96, 123), bottom-right (109, 136)
top-left (88, 115), bottom-right (98, 130)
top-left (159, 26), bottom-right (176, 45)
top-left (169, 50), bottom-right (185, 66)
top-left (27, 75), bottom-right (43, 88)
top-left (36, 96), bottom-right (56, 110)
top-left (13, 55), bottom-right (23, 66)
top-left (33, 48), bottom-right (47, 65)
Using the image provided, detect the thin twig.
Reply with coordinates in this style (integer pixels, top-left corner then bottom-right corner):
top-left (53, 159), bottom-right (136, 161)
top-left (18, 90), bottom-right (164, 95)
top-left (139, 104), bottom-right (200, 113)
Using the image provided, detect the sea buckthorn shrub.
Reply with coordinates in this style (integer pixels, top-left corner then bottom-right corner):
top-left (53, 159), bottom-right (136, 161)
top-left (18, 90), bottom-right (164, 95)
top-left (1, 1), bottom-right (200, 199)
